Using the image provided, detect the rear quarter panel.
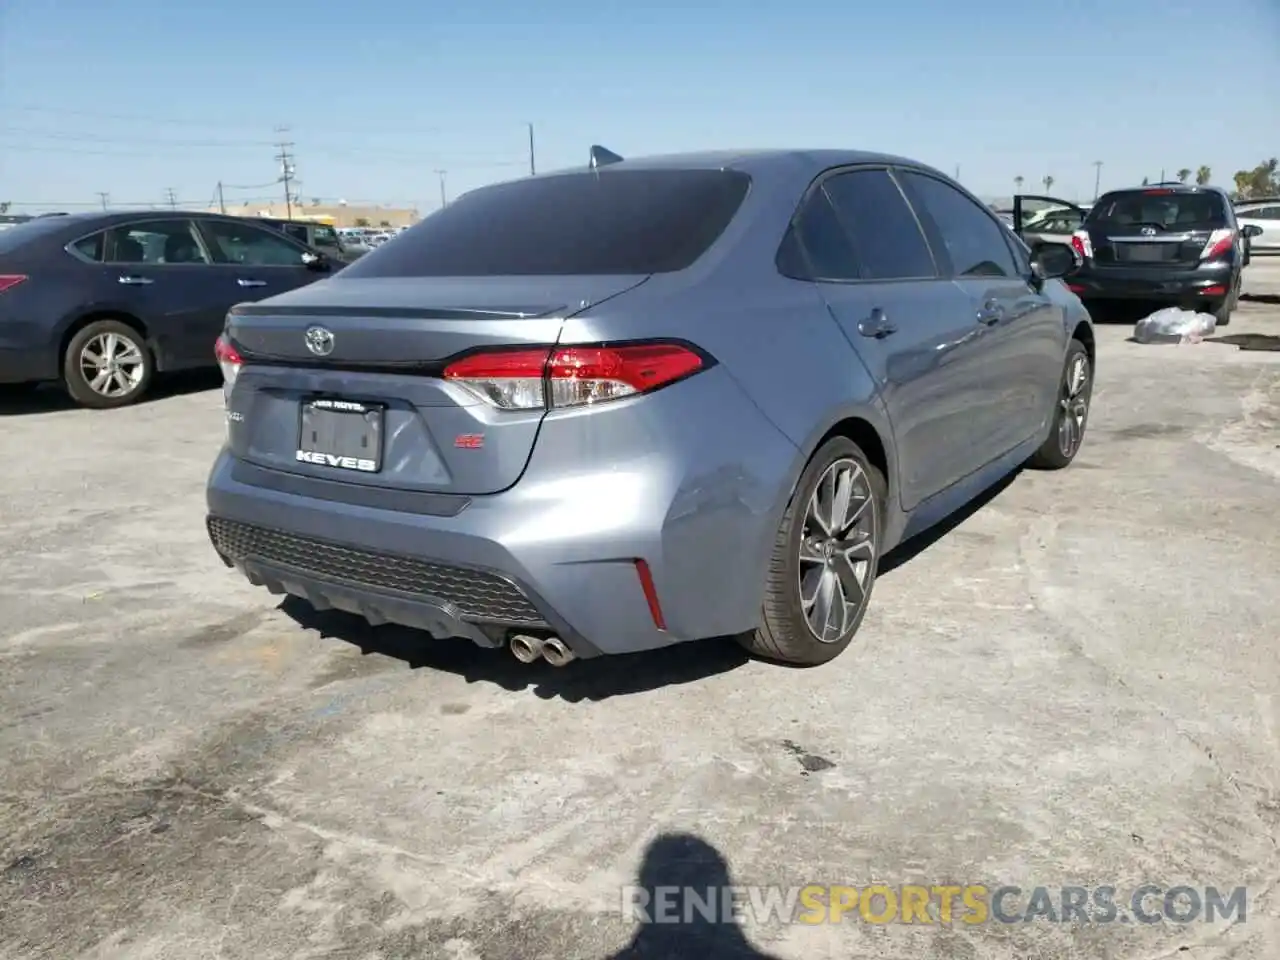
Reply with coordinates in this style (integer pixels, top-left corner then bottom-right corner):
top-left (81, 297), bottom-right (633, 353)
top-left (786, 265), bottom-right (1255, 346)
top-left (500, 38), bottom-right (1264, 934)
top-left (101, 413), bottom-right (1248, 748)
top-left (556, 159), bottom-right (902, 596)
top-left (1, 239), bottom-right (145, 373)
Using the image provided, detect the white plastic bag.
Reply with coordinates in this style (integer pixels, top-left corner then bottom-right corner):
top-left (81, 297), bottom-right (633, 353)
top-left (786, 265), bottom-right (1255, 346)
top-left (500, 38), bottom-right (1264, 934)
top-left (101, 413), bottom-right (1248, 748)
top-left (1133, 307), bottom-right (1217, 345)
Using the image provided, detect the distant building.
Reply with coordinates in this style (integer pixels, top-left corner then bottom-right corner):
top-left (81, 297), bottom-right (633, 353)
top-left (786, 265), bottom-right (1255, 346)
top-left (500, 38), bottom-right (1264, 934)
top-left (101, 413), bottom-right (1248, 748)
top-left (210, 201), bottom-right (420, 229)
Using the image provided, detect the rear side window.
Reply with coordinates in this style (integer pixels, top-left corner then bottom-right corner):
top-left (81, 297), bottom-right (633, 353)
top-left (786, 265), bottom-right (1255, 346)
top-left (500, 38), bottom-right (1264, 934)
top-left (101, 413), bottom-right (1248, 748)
top-left (72, 232), bottom-right (105, 262)
top-left (822, 170), bottom-right (937, 280)
top-left (1088, 190), bottom-right (1227, 230)
top-left (339, 169), bottom-right (751, 277)
top-left (776, 189), bottom-right (860, 281)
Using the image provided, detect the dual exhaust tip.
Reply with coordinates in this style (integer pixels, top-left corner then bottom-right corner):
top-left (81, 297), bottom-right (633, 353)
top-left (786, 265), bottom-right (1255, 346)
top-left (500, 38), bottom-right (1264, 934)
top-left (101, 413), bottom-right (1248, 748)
top-left (509, 634), bottom-right (576, 667)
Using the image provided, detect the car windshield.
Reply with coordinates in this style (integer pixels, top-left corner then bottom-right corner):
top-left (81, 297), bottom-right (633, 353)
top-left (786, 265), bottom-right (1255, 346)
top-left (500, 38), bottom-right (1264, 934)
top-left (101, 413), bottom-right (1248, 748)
top-left (338, 168), bottom-right (752, 277)
top-left (1087, 190), bottom-right (1227, 230)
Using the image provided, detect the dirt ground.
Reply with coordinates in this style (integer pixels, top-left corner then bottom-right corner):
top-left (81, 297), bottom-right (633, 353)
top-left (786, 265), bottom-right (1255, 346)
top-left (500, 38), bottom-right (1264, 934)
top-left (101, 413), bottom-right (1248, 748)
top-left (2, 265), bottom-right (1279, 959)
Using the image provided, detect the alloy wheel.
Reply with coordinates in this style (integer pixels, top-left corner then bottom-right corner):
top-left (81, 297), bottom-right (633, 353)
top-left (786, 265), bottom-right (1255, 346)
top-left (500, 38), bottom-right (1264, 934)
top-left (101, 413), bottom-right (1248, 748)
top-left (798, 458), bottom-right (876, 643)
top-left (1057, 353), bottom-right (1090, 459)
top-left (79, 332), bottom-right (145, 399)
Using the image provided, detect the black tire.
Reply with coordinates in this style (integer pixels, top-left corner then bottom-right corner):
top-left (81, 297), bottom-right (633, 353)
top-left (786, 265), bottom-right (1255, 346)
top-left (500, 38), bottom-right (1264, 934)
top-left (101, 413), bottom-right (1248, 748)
top-left (740, 436), bottom-right (886, 666)
top-left (1211, 298), bottom-right (1232, 327)
top-left (62, 319), bottom-right (154, 409)
top-left (1027, 339), bottom-right (1092, 470)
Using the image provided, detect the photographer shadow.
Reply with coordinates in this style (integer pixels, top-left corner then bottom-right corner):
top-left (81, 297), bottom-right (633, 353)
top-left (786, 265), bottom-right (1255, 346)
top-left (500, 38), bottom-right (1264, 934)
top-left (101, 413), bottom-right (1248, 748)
top-left (607, 833), bottom-right (785, 960)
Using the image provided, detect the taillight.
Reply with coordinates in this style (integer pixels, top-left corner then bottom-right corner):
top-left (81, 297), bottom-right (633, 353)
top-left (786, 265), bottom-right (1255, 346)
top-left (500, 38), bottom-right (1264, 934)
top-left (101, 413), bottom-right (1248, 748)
top-left (214, 334), bottom-right (243, 387)
top-left (0, 275), bottom-right (28, 294)
top-left (443, 341), bottom-right (709, 410)
top-left (1070, 230), bottom-right (1093, 259)
top-left (1199, 229), bottom-right (1235, 261)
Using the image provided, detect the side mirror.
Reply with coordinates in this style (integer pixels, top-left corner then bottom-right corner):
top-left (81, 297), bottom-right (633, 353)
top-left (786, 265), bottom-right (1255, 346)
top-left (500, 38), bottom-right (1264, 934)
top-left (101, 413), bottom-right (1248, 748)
top-left (1242, 224), bottom-right (1263, 239)
top-left (1030, 242), bottom-right (1080, 281)
top-left (300, 251), bottom-right (328, 271)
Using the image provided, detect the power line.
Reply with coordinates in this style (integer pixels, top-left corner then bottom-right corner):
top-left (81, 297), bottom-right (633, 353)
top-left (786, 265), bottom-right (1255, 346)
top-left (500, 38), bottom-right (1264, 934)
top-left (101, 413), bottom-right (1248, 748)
top-left (3, 103), bottom-right (448, 137)
top-left (0, 126), bottom-right (276, 148)
top-left (0, 136), bottom-right (526, 169)
top-left (219, 179), bottom-right (284, 191)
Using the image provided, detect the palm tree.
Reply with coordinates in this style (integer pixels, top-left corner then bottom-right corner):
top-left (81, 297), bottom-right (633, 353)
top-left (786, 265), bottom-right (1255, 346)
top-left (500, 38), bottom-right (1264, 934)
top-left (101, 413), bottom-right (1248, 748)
top-left (1195, 166), bottom-right (1211, 186)
top-left (1014, 175), bottom-right (1024, 193)
top-left (1176, 168), bottom-right (1192, 183)
top-left (1042, 175), bottom-right (1054, 192)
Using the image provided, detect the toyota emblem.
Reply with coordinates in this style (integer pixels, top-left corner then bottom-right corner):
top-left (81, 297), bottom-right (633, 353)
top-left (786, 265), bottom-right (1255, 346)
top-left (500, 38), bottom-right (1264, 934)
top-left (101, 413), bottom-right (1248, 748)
top-left (304, 326), bottom-right (334, 356)
top-left (1141, 227), bottom-right (1156, 237)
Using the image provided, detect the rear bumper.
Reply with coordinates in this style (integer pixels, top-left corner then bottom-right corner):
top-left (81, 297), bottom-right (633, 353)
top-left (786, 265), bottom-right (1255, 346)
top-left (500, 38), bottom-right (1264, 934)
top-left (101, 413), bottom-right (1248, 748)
top-left (205, 368), bottom-right (801, 657)
top-left (1067, 261), bottom-right (1236, 302)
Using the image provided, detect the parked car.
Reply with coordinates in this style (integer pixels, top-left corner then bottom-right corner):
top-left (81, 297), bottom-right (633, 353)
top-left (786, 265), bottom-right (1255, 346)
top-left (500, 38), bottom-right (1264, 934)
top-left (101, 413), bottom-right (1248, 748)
top-left (1234, 200), bottom-right (1280, 255)
top-left (207, 148), bottom-right (1092, 669)
top-left (0, 211), bottom-right (338, 407)
top-left (1014, 185), bottom-right (1261, 325)
top-left (1025, 206), bottom-right (1086, 243)
top-left (255, 218), bottom-right (369, 263)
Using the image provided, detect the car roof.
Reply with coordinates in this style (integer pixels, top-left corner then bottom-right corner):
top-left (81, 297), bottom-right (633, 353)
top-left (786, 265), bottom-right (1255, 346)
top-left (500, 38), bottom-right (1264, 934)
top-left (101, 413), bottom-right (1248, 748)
top-left (1101, 184), bottom-right (1230, 197)
top-left (531, 147), bottom-right (949, 185)
top-left (15, 210), bottom-right (273, 229)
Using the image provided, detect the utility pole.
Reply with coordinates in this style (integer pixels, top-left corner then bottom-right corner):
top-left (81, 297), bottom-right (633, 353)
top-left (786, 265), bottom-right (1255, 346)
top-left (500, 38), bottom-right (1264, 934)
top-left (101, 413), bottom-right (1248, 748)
top-left (1091, 161), bottom-right (1103, 201)
top-left (275, 128), bottom-right (296, 220)
top-left (527, 123), bottom-right (536, 176)
top-left (96, 192), bottom-right (109, 211)
top-left (216, 181), bottom-right (226, 214)
top-left (435, 170), bottom-right (447, 208)
top-left (954, 165), bottom-right (961, 181)
top-left (165, 188), bottom-right (177, 209)
top-left (1159, 168), bottom-right (1165, 184)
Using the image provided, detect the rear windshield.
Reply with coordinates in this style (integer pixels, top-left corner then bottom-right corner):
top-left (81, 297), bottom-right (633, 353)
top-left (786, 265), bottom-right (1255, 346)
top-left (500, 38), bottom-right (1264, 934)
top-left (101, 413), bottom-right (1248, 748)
top-left (1086, 190), bottom-right (1227, 230)
top-left (338, 168), bottom-right (752, 277)
top-left (0, 216), bottom-right (72, 254)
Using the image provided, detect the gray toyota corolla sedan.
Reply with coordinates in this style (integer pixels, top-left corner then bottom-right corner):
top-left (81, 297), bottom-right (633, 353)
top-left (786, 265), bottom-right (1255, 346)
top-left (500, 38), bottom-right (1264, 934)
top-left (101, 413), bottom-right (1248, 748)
top-left (206, 147), bottom-right (1093, 667)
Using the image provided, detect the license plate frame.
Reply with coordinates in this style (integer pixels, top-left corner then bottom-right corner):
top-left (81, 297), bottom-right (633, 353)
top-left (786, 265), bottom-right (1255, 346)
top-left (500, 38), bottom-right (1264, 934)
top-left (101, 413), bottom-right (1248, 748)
top-left (295, 397), bottom-right (385, 474)
top-left (1120, 244), bottom-right (1168, 262)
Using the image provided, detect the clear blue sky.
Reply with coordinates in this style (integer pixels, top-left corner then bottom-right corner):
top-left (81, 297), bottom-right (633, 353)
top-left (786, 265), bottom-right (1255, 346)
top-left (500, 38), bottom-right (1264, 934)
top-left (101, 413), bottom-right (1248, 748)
top-left (2, 0), bottom-right (1277, 213)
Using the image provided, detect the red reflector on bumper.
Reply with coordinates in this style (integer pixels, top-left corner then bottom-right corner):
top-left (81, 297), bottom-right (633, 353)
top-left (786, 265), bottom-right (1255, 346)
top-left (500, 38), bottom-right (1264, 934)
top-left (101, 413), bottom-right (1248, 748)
top-left (1200, 285), bottom-right (1227, 297)
top-left (634, 559), bottom-right (667, 631)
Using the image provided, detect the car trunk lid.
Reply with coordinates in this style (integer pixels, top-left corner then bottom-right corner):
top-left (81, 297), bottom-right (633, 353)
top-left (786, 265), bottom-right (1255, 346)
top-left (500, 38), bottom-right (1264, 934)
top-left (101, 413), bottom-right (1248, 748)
top-left (223, 274), bottom-right (648, 496)
top-left (1087, 225), bottom-right (1213, 267)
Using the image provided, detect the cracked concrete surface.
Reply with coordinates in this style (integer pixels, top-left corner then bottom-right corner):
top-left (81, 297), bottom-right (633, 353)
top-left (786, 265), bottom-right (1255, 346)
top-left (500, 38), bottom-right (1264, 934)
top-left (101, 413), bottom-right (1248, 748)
top-left (2, 265), bottom-right (1279, 959)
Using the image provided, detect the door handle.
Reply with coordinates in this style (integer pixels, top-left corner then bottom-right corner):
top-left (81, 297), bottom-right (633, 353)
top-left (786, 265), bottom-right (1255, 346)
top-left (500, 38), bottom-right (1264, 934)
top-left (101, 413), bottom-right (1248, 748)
top-left (117, 275), bottom-right (153, 285)
top-left (237, 278), bottom-right (268, 287)
top-left (857, 308), bottom-right (897, 339)
top-left (976, 299), bottom-right (1005, 325)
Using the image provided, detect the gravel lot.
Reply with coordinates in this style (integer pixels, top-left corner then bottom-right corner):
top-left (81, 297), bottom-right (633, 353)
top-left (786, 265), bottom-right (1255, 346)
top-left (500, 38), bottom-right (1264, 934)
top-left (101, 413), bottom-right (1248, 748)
top-left (3, 262), bottom-right (1279, 960)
